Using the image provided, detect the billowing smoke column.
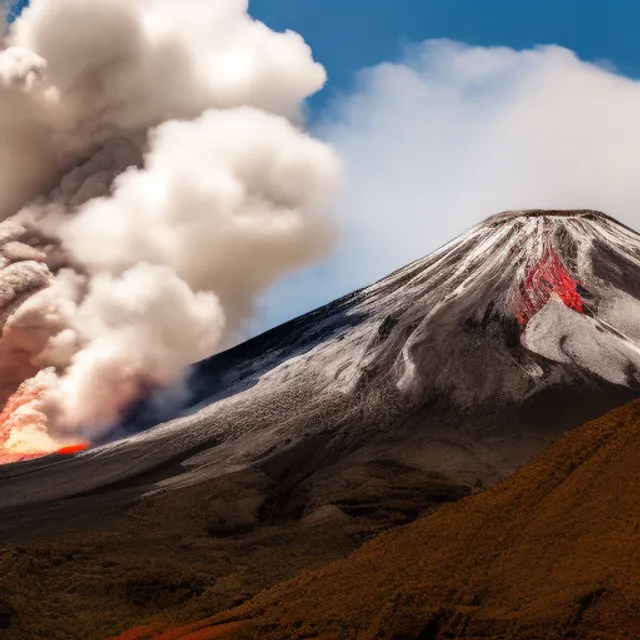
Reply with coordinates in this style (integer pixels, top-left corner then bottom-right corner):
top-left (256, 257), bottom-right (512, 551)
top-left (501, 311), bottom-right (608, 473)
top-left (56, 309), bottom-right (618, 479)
top-left (0, 0), bottom-right (340, 459)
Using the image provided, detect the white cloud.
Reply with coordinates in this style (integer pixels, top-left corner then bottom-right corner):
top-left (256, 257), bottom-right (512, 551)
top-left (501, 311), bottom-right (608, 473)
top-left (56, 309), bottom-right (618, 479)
top-left (298, 40), bottom-right (640, 307)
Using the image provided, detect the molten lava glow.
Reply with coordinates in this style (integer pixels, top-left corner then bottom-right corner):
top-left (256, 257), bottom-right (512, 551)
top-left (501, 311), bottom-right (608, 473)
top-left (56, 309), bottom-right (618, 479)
top-left (0, 376), bottom-right (88, 464)
top-left (0, 377), bottom-right (54, 464)
top-left (56, 443), bottom-right (89, 455)
top-left (513, 246), bottom-right (584, 326)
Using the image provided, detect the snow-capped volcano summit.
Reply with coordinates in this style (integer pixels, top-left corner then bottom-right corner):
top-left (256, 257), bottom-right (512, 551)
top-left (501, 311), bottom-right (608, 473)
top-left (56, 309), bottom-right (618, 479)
top-left (1, 210), bottom-right (639, 526)
top-left (353, 208), bottom-right (640, 404)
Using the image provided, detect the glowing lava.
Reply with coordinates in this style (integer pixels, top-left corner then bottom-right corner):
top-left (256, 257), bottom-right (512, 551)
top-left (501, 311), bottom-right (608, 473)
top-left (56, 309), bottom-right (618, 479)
top-left (513, 246), bottom-right (584, 326)
top-left (0, 377), bottom-right (52, 464)
top-left (56, 443), bottom-right (89, 455)
top-left (0, 376), bottom-right (88, 464)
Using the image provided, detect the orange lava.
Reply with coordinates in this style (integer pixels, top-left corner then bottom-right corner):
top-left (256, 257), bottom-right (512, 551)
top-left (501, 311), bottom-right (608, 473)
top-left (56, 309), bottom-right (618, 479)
top-left (0, 377), bottom-right (51, 464)
top-left (0, 377), bottom-right (90, 464)
top-left (0, 450), bottom-right (45, 465)
top-left (57, 443), bottom-right (90, 455)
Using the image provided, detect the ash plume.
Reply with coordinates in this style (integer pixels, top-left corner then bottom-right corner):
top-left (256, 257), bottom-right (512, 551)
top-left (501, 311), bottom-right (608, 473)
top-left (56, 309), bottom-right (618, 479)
top-left (0, 0), bottom-right (339, 450)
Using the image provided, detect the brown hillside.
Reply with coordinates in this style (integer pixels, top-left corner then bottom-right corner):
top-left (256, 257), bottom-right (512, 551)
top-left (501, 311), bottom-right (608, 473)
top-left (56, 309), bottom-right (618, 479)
top-left (112, 397), bottom-right (640, 640)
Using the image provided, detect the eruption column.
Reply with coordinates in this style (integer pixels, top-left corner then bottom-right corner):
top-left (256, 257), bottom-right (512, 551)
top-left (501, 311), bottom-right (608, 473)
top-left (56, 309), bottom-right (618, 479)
top-left (0, 0), bottom-right (340, 461)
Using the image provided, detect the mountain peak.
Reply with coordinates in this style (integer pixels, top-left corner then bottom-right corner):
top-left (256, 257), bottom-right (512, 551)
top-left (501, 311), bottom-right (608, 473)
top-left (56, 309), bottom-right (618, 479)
top-left (486, 208), bottom-right (611, 223)
top-left (3, 209), bottom-right (639, 510)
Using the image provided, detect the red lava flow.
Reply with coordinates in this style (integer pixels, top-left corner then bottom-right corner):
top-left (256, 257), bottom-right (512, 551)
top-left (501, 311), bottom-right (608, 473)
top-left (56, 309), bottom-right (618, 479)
top-left (512, 245), bottom-right (583, 326)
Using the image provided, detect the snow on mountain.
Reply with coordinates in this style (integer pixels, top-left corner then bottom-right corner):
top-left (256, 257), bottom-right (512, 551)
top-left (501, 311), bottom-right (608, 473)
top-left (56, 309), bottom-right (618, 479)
top-left (1, 210), bottom-right (639, 523)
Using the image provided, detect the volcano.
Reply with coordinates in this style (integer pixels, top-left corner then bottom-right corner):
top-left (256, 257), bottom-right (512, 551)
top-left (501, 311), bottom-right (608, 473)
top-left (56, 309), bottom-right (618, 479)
top-left (2, 208), bottom-right (639, 507)
top-left (1, 210), bottom-right (640, 639)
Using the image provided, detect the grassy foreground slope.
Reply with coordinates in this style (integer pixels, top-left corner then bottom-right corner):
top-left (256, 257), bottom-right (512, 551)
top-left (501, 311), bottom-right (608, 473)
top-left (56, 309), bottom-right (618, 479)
top-left (111, 398), bottom-right (640, 640)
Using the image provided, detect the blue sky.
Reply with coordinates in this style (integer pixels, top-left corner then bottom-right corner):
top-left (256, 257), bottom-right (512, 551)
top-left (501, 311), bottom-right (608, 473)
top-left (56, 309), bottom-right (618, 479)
top-left (249, 0), bottom-right (640, 117)
top-left (6, 0), bottom-right (27, 22)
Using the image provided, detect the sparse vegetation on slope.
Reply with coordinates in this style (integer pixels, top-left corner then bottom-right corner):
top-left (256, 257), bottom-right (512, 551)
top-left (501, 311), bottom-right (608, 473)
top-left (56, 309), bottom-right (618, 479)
top-left (112, 398), bottom-right (640, 640)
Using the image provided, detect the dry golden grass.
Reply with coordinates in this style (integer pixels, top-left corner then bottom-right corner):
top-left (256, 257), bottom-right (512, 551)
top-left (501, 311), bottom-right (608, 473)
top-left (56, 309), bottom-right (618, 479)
top-left (110, 399), bottom-right (640, 640)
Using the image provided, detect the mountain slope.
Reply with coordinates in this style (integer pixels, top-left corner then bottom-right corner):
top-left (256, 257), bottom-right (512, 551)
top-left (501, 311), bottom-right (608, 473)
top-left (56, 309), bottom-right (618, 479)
top-left (123, 396), bottom-right (640, 640)
top-left (2, 210), bottom-right (640, 639)
top-left (2, 210), bottom-right (640, 517)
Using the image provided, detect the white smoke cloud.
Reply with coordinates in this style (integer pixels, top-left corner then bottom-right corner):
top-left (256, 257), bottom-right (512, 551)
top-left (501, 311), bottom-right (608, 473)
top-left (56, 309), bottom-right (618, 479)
top-left (1, 0), bottom-right (328, 218)
top-left (37, 264), bottom-right (224, 432)
top-left (11, 0), bottom-right (325, 126)
top-left (0, 0), bottom-right (339, 449)
top-left (62, 108), bottom-right (338, 326)
top-left (0, 45), bottom-right (59, 219)
top-left (310, 39), bottom-right (640, 308)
